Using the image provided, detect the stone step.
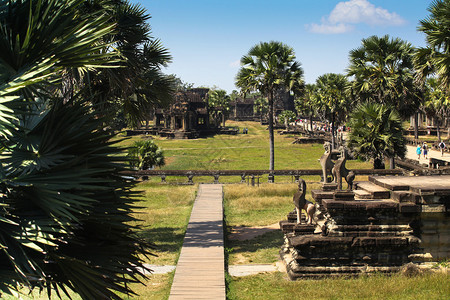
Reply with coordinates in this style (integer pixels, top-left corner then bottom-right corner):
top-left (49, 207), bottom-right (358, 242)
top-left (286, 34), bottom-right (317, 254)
top-left (391, 191), bottom-right (420, 203)
top-left (311, 190), bottom-right (335, 204)
top-left (353, 189), bottom-right (371, 199)
top-left (333, 224), bottom-right (412, 232)
top-left (327, 231), bottom-right (414, 237)
top-left (286, 266), bottom-right (401, 279)
top-left (355, 181), bottom-right (391, 199)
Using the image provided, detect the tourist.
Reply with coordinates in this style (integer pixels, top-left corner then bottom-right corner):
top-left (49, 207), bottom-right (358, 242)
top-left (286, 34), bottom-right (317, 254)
top-left (439, 141), bottom-right (446, 156)
top-left (422, 142), bottom-right (428, 159)
top-left (416, 144), bottom-right (422, 159)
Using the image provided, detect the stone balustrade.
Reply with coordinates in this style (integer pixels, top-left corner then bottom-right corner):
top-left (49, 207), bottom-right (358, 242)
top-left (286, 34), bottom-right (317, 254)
top-left (120, 169), bottom-right (404, 184)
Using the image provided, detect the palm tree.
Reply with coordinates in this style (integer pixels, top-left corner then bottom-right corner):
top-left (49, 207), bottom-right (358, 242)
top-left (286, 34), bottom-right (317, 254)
top-left (253, 94), bottom-right (268, 122)
top-left (61, 1), bottom-right (175, 128)
top-left (209, 89), bottom-right (231, 127)
top-left (236, 41), bottom-right (304, 171)
top-left (295, 83), bottom-right (317, 132)
top-left (415, 0), bottom-right (450, 91)
top-left (0, 0), bottom-right (154, 298)
top-left (278, 110), bottom-right (296, 128)
top-left (423, 78), bottom-right (450, 141)
top-left (128, 139), bottom-right (165, 170)
top-left (314, 73), bottom-right (351, 149)
top-left (347, 102), bottom-right (406, 169)
top-left (347, 35), bottom-right (419, 119)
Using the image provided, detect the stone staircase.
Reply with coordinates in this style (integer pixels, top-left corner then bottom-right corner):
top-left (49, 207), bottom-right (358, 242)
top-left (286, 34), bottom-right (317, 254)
top-left (353, 181), bottom-right (390, 199)
top-left (280, 175), bottom-right (450, 279)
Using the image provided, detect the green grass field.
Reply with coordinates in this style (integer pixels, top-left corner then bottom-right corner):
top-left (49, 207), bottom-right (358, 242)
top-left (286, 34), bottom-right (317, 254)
top-left (227, 272), bottom-right (450, 300)
top-left (120, 121), bottom-right (372, 172)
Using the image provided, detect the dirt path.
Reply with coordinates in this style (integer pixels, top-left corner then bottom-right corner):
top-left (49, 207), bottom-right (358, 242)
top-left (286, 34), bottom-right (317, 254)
top-left (228, 223), bottom-right (280, 241)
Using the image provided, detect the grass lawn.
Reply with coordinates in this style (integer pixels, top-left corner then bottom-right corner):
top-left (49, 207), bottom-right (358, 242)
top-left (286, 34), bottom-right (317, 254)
top-left (119, 121), bottom-right (372, 172)
top-left (227, 272), bottom-right (450, 300)
top-left (224, 182), bottom-right (324, 265)
top-left (3, 273), bottom-right (174, 300)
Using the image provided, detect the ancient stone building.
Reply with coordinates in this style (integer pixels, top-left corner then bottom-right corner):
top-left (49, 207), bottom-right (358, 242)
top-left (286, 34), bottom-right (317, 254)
top-left (274, 88), bottom-right (295, 115)
top-left (229, 97), bottom-right (256, 121)
top-left (409, 112), bottom-right (450, 137)
top-left (229, 90), bottom-right (295, 124)
top-left (153, 88), bottom-right (211, 139)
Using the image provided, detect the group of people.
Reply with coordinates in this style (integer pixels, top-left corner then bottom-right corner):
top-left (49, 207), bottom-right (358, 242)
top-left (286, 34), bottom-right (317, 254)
top-left (416, 140), bottom-right (447, 159)
top-left (416, 142), bottom-right (429, 159)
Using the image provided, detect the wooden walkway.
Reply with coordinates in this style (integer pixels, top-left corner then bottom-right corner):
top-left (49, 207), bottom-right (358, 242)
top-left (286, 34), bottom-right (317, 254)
top-left (169, 184), bottom-right (226, 300)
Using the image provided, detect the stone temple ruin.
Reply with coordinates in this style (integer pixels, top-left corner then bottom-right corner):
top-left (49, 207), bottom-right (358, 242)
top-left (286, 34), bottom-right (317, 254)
top-left (280, 144), bottom-right (450, 279)
top-left (152, 88), bottom-right (211, 139)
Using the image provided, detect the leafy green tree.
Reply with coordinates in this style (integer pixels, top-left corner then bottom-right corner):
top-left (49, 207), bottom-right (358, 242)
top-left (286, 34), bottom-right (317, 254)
top-left (347, 35), bottom-right (419, 119)
top-left (278, 110), bottom-right (296, 127)
top-left (0, 0), bottom-right (154, 298)
top-left (167, 74), bottom-right (194, 92)
top-left (236, 41), bottom-right (304, 170)
top-left (315, 73), bottom-right (351, 148)
top-left (423, 78), bottom-right (450, 141)
top-left (63, 0), bottom-right (175, 128)
top-left (251, 93), bottom-right (268, 122)
top-left (208, 89), bottom-right (231, 127)
top-left (415, 0), bottom-right (450, 91)
top-left (347, 102), bottom-right (406, 169)
top-left (295, 84), bottom-right (317, 132)
top-left (230, 90), bottom-right (240, 101)
top-left (128, 140), bottom-right (165, 170)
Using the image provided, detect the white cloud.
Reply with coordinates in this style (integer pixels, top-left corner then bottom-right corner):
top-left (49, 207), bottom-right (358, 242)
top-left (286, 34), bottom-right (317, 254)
top-left (307, 23), bottom-right (354, 34)
top-left (229, 60), bottom-right (240, 68)
top-left (329, 0), bottom-right (405, 26)
top-left (307, 0), bottom-right (406, 34)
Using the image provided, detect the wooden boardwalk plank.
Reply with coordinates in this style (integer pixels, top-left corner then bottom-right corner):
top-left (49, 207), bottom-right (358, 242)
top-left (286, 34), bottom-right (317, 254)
top-left (169, 184), bottom-right (225, 300)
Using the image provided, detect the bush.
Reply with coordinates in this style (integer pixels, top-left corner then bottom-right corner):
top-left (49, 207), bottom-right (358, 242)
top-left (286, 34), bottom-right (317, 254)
top-left (128, 139), bottom-right (165, 170)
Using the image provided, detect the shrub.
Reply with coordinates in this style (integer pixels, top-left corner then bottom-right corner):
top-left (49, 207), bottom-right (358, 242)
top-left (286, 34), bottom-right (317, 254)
top-left (128, 139), bottom-right (165, 170)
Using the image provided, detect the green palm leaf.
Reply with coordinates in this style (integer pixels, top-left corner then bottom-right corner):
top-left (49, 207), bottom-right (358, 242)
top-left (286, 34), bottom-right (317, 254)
top-left (0, 1), bottom-right (154, 298)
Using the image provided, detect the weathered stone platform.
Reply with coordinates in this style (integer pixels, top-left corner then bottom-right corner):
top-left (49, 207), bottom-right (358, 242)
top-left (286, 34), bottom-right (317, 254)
top-left (280, 175), bottom-right (450, 279)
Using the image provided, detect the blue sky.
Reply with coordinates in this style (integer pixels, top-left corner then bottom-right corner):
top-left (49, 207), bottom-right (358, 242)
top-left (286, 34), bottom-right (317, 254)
top-left (136, 0), bottom-right (432, 93)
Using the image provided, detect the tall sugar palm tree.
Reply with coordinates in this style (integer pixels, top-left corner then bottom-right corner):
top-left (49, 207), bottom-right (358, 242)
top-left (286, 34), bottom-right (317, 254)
top-left (296, 83), bottom-right (318, 132)
top-left (347, 35), bottom-right (419, 119)
top-left (415, 0), bottom-right (450, 91)
top-left (0, 0), bottom-right (119, 102)
top-left (209, 89), bottom-right (231, 127)
top-left (347, 102), bottom-right (406, 169)
top-left (423, 77), bottom-right (450, 141)
top-left (315, 73), bottom-right (351, 149)
top-left (236, 41), bottom-right (304, 171)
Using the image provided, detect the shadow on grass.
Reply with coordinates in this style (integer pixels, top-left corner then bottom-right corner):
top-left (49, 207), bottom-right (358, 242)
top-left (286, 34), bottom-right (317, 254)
top-left (226, 229), bottom-right (283, 255)
top-left (139, 227), bottom-right (186, 253)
